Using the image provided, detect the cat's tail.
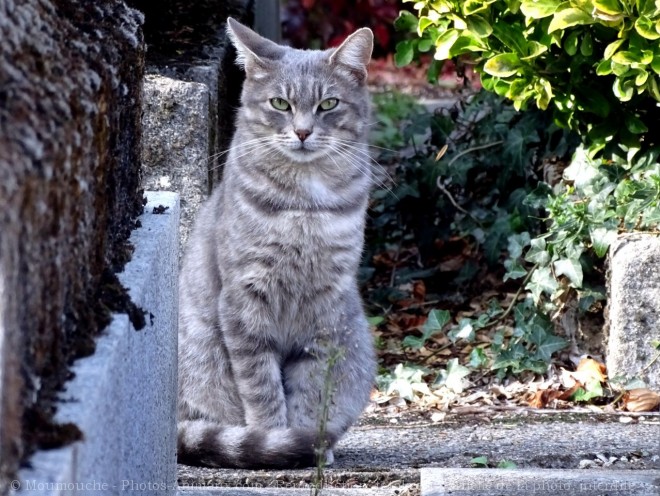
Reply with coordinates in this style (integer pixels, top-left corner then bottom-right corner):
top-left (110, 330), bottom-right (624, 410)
top-left (177, 419), bottom-right (336, 469)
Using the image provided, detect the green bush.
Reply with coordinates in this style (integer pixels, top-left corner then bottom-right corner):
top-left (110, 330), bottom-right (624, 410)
top-left (395, 0), bottom-right (660, 156)
top-left (383, 1), bottom-right (660, 380)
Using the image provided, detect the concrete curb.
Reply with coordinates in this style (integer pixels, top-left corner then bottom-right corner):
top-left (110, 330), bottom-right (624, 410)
top-left (420, 468), bottom-right (660, 495)
top-left (178, 488), bottom-right (412, 496)
top-left (13, 192), bottom-right (179, 496)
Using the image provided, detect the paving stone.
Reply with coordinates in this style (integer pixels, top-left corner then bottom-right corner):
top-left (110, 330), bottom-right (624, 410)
top-left (420, 468), bottom-right (660, 495)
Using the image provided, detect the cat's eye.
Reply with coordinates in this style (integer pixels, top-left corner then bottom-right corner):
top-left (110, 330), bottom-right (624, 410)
top-left (319, 98), bottom-right (339, 111)
top-left (270, 98), bottom-right (291, 111)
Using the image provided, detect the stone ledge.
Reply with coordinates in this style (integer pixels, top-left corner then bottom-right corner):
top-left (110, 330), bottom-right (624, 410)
top-left (178, 488), bottom-right (410, 496)
top-left (420, 468), bottom-right (660, 495)
top-left (13, 191), bottom-right (179, 496)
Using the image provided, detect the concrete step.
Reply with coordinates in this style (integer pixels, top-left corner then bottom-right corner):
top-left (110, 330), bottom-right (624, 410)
top-left (420, 468), bottom-right (660, 495)
top-left (178, 488), bottom-right (413, 496)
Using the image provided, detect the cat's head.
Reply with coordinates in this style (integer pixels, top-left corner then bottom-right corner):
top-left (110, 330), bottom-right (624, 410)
top-left (227, 18), bottom-right (373, 165)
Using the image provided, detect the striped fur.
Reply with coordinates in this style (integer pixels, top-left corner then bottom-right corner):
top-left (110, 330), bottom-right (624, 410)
top-left (177, 19), bottom-right (376, 468)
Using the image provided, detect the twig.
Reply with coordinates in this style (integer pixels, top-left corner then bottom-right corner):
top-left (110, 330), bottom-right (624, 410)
top-left (639, 350), bottom-right (660, 376)
top-left (481, 263), bottom-right (540, 330)
top-left (447, 140), bottom-right (504, 168)
top-left (389, 243), bottom-right (401, 287)
top-left (421, 342), bottom-right (454, 364)
top-left (436, 179), bottom-right (477, 221)
top-left (397, 299), bottom-right (441, 312)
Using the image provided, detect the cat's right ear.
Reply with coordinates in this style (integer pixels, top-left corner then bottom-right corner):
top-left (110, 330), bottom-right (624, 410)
top-left (226, 18), bottom-right (284, 78)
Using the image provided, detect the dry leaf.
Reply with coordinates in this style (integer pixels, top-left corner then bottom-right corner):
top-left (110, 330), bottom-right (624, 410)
top-left (576, 357), bottom-right (607, 382)
top-left (412, 280), bottom-right (426, 302)
top-left (623, 388), bottom-right (660, 412)
top-left (560, 357), bottom-right (607, 388)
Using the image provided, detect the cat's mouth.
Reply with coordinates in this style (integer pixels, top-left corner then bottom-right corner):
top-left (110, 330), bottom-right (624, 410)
top-left (283, 143), bottom-right (325, 163)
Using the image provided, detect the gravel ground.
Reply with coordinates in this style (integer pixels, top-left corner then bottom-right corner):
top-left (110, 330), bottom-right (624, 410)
top-left (178, 411), bottom-right (660, 492)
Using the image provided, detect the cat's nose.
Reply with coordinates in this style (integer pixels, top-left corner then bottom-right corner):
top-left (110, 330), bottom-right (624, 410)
top-left (295, 128), bottom-right (312, 142)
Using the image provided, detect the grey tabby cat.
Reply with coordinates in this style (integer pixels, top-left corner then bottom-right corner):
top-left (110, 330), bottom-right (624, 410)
top-left (177, 18), bottom-right (376, 469)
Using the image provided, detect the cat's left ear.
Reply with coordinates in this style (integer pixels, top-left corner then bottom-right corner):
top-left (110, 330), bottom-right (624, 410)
top-left (226, 17), bottom-right (285, 77)
top-left (329, 28), bottom-right (374, 83)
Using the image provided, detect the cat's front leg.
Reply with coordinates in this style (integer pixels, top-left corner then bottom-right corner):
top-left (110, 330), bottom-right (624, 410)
top-left (219, 294), bottom-right (288, 428)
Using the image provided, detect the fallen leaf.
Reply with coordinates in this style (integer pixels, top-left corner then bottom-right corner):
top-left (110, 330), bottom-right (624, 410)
top-left (412, 280), bottom-right (426, 302)
top-left (623, 388), bottom-right (660, 412)
top-left (576, 357), bottom-right (607, 382)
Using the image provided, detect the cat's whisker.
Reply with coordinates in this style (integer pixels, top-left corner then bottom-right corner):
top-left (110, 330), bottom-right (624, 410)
top-left (327, 144), bottom-right (398, 200)
top-left (335, 137), bottom-right (397, 153)
top-left (207, 137), bottom-right (279, 171)
top-left (330, 141), bottom-right (396, 186)
top-left (333, 146), bottom-right (397, 197)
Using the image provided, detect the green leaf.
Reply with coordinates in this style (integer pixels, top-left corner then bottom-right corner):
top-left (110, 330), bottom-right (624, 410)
top-left (593, 0), bottom-right (623, 15)
top-left (492, 21), bottom-right (528, 54)
top-left (424, 309), bottom-right (452, 333)
top-left (403, 309), bottom-right (452, 349)
top-left (484, 53), bottom-right (522, 77)
top-left (580, 33), bottom-right (593, 56)
top-left (535, 332), bottom-right (568, 361)
top-left (522, 41), bottom-right (549, 60)
top-left (604, 39), bottom-right (625, 60)
top-left (625, 114), bottom-right (649, 134)
top-left (554, 258), bottom-right (584, 287)
top-left (612, 51), bottom-right (645, 65)
top-left (508, 232), bottom-right (532, 259)
top-left (367, 316), bottom-right (385, 326)
top-left (527, 266), bottom-right (559, 301)
top-left (590, 227), bottom-right (617, 257)
top-left (571, 379), bottom-right (604, 402)
top-left (434, 29), bottom-right (461, 60)
top-left (394, 10), bottom-right (419, 32)
top-left (418, 38), bottom-right (434, 52)
top-left (635, 16), bottom-right (660, 40)
top-left (549, 8), bottom-right (594, 33)
top-left (452, 319), bottom-right (476, 342)
top-left (469, 347), bottom-right (489, 368)
top-left (564, 30), bottom-right (579, 55)
top-left (613, 77), bottom-right (635, 101)
top-left (497, 460), bottom-right (518, 469)
top-left (395, 40), bottom-right (414, 67)
top-left (535, 78), bottom-right (553, 109)
top-left (596, 59), bottom-right (613, 75)
top-left (466, 15), bottom-right (493, 38)
top-left (525, 238), bottom-right (551, 265)
top-left (463, 0), bottom-right (490, 15)
top-left (652, 56), bottom-right (660, 75)
top-left (520, 0), bottom-right (562, 18)
top-left (471, 456), bottom-right (489, 467)
top-left (504, 259), bottom-right (528, 280)
top-left (435, 358), bottom-right (471, 393)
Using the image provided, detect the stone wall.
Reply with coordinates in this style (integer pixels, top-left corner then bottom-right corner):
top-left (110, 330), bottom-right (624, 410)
top-left (0, 0), bottom-right (145, 490)
top-left (130, 0), bottom-right (250, 254)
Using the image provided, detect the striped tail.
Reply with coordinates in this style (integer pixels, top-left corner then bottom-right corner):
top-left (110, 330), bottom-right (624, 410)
top-left (177, 420), bottom-right (335, 469)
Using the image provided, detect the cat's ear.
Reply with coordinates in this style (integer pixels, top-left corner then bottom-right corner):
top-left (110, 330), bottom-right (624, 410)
top-left (226, 17), bottom-right (284, 77)
top-left (329, 28), bottom-right (374, 83)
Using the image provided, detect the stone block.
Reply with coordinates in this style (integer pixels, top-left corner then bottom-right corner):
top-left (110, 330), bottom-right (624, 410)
top-left (13, 192), bottom-right (179, 496)
top-left (420, 468), bottom-right (660, 495)
top-left (142, 75), bottom-right (210, 254)
top-left (608, 234), bottom-right (660, 388)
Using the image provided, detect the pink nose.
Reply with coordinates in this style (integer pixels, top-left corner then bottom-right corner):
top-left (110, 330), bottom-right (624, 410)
top-left (295, 129), bottom-right (312, 142)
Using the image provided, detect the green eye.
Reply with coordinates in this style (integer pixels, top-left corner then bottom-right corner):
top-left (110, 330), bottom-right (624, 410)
top-left (270, 98), bottom-right (291, 111)
top-left (319, 98), bottom-right (338, 111)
